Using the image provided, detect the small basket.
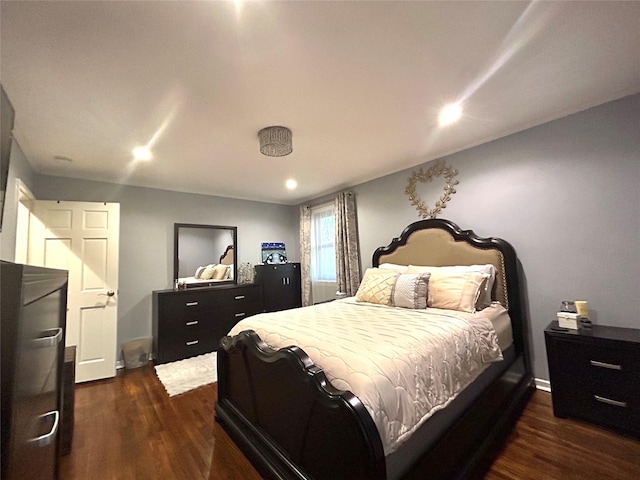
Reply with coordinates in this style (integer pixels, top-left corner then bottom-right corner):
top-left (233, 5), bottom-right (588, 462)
top-left (121, 338), bottom-right (151, 369)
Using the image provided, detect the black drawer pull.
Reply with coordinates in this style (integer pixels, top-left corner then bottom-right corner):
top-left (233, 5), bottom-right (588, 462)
top-left (590, 360), bottom-right (622, 370)
top-left (186, 321), bottom-right (198, 326)
top-left (185, 301), bottom-right (199, 307)
top-left (235, 295), bottom-right (245, 300)
top-left (235, 312), bottom-right (246, 318)
top-left (594, 395), bottom-right (627, 408)
top-left (186, 340), bottom-right (199, 346)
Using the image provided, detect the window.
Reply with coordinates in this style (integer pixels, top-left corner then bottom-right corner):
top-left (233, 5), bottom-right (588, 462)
top-left (310, 203), bottom-right (336, 282)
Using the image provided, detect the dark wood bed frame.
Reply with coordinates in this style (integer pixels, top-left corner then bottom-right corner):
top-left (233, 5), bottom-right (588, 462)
top-left (216, 219), bottom-right (535, 480)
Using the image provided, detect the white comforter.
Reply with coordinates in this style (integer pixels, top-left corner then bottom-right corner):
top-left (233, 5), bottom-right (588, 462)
top-left (228, 297), bottom-right (503, 454)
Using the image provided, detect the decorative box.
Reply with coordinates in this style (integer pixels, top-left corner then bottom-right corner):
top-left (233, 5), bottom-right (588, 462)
top-left (557, 311), bottom-right (580, 329)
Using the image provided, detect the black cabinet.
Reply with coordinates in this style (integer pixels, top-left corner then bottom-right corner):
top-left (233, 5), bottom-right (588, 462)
top-left (255, 263), bottom-right (302, 312)
top-left (1, 261), bottom-right (68, 480)
top-left (152, 284), bottom-right (262, 364)
top-left (544, 321), bottom-right (640, 438)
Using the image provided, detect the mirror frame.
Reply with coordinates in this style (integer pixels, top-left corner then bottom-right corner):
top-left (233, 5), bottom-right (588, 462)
top-left (173, 223), bottom-right (237, 288)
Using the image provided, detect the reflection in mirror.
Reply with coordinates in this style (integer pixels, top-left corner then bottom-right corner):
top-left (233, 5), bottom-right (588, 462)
top-left (174, 223), bottom-right (237, 288)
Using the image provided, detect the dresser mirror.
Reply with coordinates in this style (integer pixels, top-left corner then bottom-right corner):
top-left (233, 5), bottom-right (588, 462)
top-left (174, 223), bottom-right (237, 288)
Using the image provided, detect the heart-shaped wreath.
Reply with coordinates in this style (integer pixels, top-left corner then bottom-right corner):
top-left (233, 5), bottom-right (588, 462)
top-left (405, 161), bottom-right (459, 219)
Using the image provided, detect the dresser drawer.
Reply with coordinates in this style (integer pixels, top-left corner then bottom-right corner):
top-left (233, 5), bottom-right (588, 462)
top-left (160, 293), bottom-right (218, 317)
top-left (160, 335), bottom-right (218, 364)
top-left (553, 373), bottom-right (640, 437)
top-left (551, 337), bottom-right (640, 379)
top-left (159, 309), bottom-right (210, 336)
top-left (214, 284), bottom-right (261, 305)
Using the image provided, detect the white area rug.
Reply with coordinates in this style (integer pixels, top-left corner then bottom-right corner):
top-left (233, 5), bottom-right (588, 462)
top-left (154, 352), bottom-right (217, 397)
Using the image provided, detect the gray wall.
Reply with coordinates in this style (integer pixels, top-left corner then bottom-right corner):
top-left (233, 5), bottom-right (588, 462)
top-left (34, 176), bottom-right (299, 353)
top-left (0, 139), bottom-right (36, 259)
top-left (349, 94), bottom-right (640, 381)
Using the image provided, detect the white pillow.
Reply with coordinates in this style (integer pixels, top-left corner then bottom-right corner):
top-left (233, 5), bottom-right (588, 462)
top-left (407, 264), bottom-right (496, 309)
top-left (428, 271), bottom-right (489, 313)
top-left (378, 263), bottom-right (409, 273)
top-left (194, 266), bottom-right (207, 279)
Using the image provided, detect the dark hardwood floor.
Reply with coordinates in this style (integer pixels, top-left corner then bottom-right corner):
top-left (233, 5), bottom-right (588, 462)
top-left (60, 364), bottom-right (640, 480)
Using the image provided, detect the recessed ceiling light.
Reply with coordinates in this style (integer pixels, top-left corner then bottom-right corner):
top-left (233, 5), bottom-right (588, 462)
top-left (133, 146), bottom-right (152, 161)
top-left (438, 103), bottom-right (462, 126)
top-left (285, 179), bottom-right (298, 190)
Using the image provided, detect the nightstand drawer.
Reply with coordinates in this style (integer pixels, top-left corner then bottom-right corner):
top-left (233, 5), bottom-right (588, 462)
top-left (552, 338), bottom-right (640, 378)
top-left (553, 373), bottom-right (640, 437)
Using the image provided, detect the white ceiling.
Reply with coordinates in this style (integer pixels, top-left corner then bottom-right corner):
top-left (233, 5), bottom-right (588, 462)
top-left (2, 1), bottom-right (639, 205)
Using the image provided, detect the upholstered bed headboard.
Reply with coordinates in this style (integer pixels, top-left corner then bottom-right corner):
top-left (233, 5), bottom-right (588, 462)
top-left (373, 219), bottom-right (526, 360)
top-left (373, 225), bottom-right (508, 308)
top-left (219, 245), bottom-right (234, 265)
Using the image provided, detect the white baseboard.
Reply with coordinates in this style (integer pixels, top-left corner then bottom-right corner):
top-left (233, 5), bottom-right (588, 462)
top-left (534, 377), bottom-right (551, 392)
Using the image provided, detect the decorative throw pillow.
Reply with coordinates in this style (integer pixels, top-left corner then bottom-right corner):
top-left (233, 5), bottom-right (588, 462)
top-left (391, 273), bottom-right (430, 309)
top-left (200, 264), bottom-right (217, 280)
top-left (355, 268), bottom-right (399, 306)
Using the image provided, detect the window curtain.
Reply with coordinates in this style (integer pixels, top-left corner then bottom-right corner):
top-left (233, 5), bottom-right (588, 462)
top-left (299, 205), bottom-right (313, 306)
top-left (334, 191), bottom-right (361, 296)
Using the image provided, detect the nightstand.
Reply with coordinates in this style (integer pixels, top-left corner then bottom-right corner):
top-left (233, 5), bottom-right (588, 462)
top-left (544, 321), bottom-right (640, 438)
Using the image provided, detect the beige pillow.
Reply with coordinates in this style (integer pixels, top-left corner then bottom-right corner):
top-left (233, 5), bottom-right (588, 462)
top-left (407, 264), bottom-right (496, 310)
top-left (199, 264), bottom-right (217, 280)
top-left (426, 270), bottom-right (489, 313)
top-left (391, 273), bottom-right (430, 309)
top-left (211, 264), bottom-right (229, 280)
top-left (355, 268), bottom-right (399, 306)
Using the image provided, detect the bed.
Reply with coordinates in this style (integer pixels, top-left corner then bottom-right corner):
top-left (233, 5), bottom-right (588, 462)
top-left (215, 219), bottom-right (534, 479)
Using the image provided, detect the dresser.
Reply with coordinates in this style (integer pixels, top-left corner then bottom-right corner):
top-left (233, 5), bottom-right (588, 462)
top-left (544, 321), bottom-right (640, 438)
top-left (152, 284), bottom-right (262, 364)
top-left (1, 262), bottom-right (68, 480)
top-left (255, 263), bottom-right (302, 312)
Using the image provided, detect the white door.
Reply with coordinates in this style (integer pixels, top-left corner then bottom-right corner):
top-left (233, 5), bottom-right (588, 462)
top-left (28, 200), bottom-right (120, 383)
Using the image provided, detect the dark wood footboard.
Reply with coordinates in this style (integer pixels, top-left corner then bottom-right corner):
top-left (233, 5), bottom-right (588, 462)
top-left (216, 331), bottom-right (534, 480)
top-left (215, 330), bottom-right (386, 480)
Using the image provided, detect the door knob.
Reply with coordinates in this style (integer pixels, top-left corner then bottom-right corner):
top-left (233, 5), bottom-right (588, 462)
top-left (99, 290), bottom-right (115, 297)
